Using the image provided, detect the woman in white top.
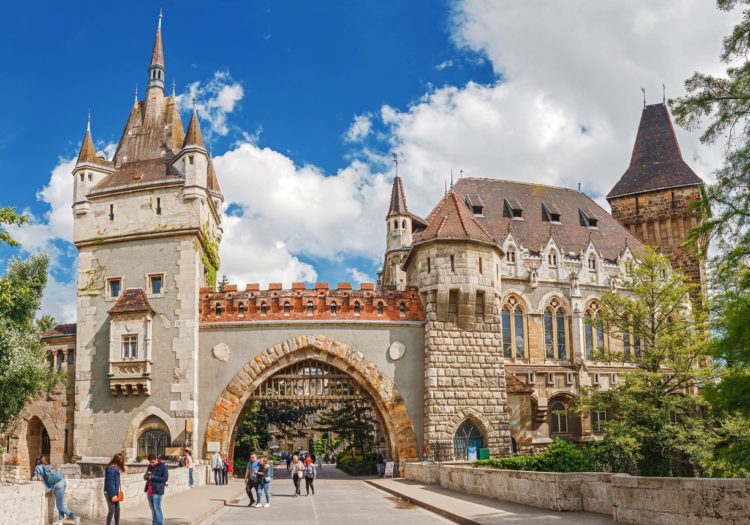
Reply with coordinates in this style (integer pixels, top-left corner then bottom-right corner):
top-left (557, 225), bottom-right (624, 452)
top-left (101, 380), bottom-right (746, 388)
top-left (290, 455), bottom-right (303, 496)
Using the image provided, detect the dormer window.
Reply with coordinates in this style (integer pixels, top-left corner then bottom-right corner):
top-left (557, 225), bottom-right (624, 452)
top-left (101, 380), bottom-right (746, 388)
top-left (503, 197), bottom-right (523, 219)
top-left (542, 202), bottom-right (561, 223)
top-left (579, 208), bottom-right (599, 228)
top-left (588, 255), bottom-right (597, 270)
top-left (465, 194), bottom-right (484, 216)
top-left (548, 250), bottom-right (558, 267)
top-left (507, 247), bottom-right (517, 263)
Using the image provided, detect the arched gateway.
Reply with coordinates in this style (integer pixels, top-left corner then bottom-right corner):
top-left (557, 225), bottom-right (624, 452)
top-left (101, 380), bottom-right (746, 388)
top-left (204, 335), bottom-right (419, 461)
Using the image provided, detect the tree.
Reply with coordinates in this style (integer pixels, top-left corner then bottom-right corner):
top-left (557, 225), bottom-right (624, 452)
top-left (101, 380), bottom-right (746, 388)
top-left (217, 274), bottom-right (229, 292)
top-left (670, 0), bottom-right (750, 473)
top-left (234, 401), bottom-right (273, 458)
top-left (578, 248), bottom-right (717, 476)
top-left (315, 400), bottom-right (377, 457)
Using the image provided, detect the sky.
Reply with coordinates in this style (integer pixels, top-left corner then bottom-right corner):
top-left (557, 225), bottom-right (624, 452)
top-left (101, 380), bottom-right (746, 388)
top-left (0, 1), bottom-right (737, 322)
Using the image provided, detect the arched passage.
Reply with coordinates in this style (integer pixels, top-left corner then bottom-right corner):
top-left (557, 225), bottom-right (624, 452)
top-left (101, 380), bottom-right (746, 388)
top-left (204, 335), bottom-right (418, 462)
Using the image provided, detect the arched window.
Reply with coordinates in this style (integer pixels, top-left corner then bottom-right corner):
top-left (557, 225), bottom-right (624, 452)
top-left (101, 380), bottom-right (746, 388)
top-left (260, 302), bottom-right (268, 316)
top-left (283, 302), bottom-right (291, 315)
top-left (214, 303), bottom-right (222, 316)
top-left (353, 302), bottom-right (361, 316)
top-left (306, 300), bottom-right (315, 316)
top-left (393, 220), bottom-right (398, 230)
top-left (588, 254), bottom-right (597, 270)
top-left (137, 430), bottom-right (171, 459)
top-left (399, 302), bottom-right (406, 317)
top-left (543, 298), bottom-right (569, 360)
top-left (501, 295), bottom-right (526, 360)
top-left (548, 250), bottom-right (558, 267)
top-left (330, 302), bottom-right (337, 316)
top-left (238, 303), bottom-right (246, 315)
top-left (584, 302), bottom-right (607, 359)
top-left (41, 428), bottom-right (51, 456)
top-left (550, 401), bottom-right (568, 434)
top-left (402, 220), bottom-right (406, 229)
top-left (376, 302), bottom-right (384, 316)
top-left (507, 246), bottom-right (516, 263)
top-left (453, 420), bottom-right (484, 461)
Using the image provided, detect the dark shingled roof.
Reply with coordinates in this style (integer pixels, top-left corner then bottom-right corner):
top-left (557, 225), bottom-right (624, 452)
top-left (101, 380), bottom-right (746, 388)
top-left (41, 323), bottom-right (77, 339)
top-left (108, 288), bottom-right (154, 315)
top-left (183, 110), bottom-right (205, 149)
top-left (607, 103), bottom-right (702, 199)
top-left (418, 191), bottom-right (496, 244)
top-left (387, 176), bottom-right (409, 217)
top-left (452, 178), bottom-right (643, 261)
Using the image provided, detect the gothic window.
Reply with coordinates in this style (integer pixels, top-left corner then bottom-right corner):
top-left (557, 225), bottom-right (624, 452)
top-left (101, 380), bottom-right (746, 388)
top-left (548, 250), bottom-right (558, 267)
top-left (453, 420), bottom-right (484, 461)
top-left (260, 302), bottom-right (268, 316)
top-left (550, 401), bottom-right (568, 434)
top-left (475, 291), bottom-right (485, 322)
top-left (501, 295), bottom-right (526, 360)
top-left (543, 298), bottom-right (569, 360)
top-left (399, 302), bottom-right (406, 317)
top-left (376, 302), bottom-right (384, 316)
top-left (88, 173), bottom-right (92, 182)
top-left (584, 302), bottom-right (607, 359)
top-left (353, 302), bottom-right (361, 316)
top-left (393, 220), bottom-right (398, 230)
top-left (330, 302), bottom-right (337, 316)
top-left (507, 247), bottom-right (516, 263)
top-left (283, 302), bottom-right (291, 315)
top-left (588, 254), bottom-right (597, 270)
top-left (122, 335), bottom-right (138, 359)
top-left (307, 300), bottom-right (315, 316)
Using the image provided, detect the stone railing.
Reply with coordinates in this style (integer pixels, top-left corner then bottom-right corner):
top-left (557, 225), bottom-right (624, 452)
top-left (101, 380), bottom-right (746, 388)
top-left (0, 465), bottom-right (210, 524)
top-left (405, 463), bottom-right (750, 524)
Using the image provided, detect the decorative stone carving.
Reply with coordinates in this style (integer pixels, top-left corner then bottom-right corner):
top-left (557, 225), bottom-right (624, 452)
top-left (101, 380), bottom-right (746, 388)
top-left (388, 341), bottom-right (406, 361)
top-left (212, 342), bottom-right (230, 362)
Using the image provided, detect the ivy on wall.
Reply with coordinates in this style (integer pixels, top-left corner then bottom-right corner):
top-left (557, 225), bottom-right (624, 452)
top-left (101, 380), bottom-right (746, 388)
top-left (199, 223), bottom-right (220, 289)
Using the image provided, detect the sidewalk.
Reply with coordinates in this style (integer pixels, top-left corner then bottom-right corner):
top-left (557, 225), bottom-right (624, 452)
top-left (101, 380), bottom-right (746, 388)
top-left (79, 480), bottom-right (245, 525)
top-left (367, 478), bottom-right (612, 525)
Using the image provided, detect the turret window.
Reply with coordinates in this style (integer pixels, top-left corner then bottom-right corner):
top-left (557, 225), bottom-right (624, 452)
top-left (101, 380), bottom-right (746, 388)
top-left (402, 220), bottom-right (406, 229)
top-left (156, 198), bottom-right (162, 215)
top-left (475, 291), bottom-right (485, 322)
top-left (80, 174), bottom-right (84, 182)
top-left (548, 250), bottom-right (558, 267)
top-left (109, 204), bottom-right (114, 221)
top-left (448, 290), bottom-right (459, 321)
top-left (88, 173), bottom-right (92, 182)
top-left (450, 255), bottom-right (455, 272)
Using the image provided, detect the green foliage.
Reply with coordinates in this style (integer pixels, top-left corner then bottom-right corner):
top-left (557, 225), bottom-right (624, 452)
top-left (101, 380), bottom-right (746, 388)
top-left (0, 253), bottom-right (62, 436)
top-left (218, 274), bottom-right (229, 292)
top-left (135, 455), bottom-right (144, 463)
top-left (336, 454), bottom-right (377, 476)
top-left (0, 208), bottom-right (27, 247)
top-left (315, 400), bottom-right (377, 457)
top-left (200, 223), bottom-right (220, 289)
top-left (234, 401), bottom-right (273, 459)
top-left (234, 400), bottom-right (316, 459)
top-left (473, 439), bottom-right (591, 472)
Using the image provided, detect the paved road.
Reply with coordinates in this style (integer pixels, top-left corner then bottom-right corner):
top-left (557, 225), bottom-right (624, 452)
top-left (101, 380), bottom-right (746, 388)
top-left (204, 464), bottom-right (452, 525)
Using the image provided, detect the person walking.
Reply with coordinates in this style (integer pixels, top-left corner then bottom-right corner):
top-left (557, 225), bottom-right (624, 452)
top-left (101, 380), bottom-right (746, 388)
top-left (290, 455), bottom-right (303, 496)
top-left (255, 457), bottom-right (272, 507)
top-left (221, 453), bottom-right (229, 485)
top-left (376, 452), bottom-right (385, 478)
top-left (226, 456), bottom-right (233, 481)
top-left (243, 453), bottom-right (259, 507)
top-left (34, 455), bottom-right (80, 525)
top-left (286, 454), bottom-right (291, 472)
top-left (304, 456), bottom-right (317, 496)
top-left (184, 449), bottom-right (194, 488)
top-left (144, 453), bottom-right (169, 525)
top-left (211, 450), bottom-right (222, 485)
top-left (104, 453), bottom-right (125, 525)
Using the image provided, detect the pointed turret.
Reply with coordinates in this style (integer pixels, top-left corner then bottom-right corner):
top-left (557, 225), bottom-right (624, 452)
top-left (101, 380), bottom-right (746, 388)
top-left (183, 108), bottom-right (205, 149)
top-left (387, 175), bottom-right (408, 217)
top-left (147, 10), bottom-right (165, 93)
top-left (77, 113), bottom-right (97, 164)
top-left (607, 103), bottom-right (701, 199)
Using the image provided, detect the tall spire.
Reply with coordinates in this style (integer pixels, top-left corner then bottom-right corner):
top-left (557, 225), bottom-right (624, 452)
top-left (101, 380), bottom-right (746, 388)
top-left (147, 10), bottom-right (165, 93)
top-left (183, 105), bottom-right (205, 149)
top-left (78, 113), bottom-right (96, 164)
top-left (387, 173), bottom-right (409, 217)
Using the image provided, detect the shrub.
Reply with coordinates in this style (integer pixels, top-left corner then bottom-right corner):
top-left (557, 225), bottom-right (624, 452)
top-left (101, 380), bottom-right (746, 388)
top-left (135, 455), bottom-right (144, 463)
top-left (473, 438), bottom-right (592, 473)
top-left (337, 454), bottom-right (377, 476)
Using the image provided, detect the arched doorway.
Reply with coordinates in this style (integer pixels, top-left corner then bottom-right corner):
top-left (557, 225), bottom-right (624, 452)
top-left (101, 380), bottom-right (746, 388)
top-left (453, 420), bottom-right (484, 461)
top-left (25, 417), bottom-right (47, 475)
top-left (135, 416), bottom-right (172, 459)
top-left (204, 335), bottom-right (418, 462)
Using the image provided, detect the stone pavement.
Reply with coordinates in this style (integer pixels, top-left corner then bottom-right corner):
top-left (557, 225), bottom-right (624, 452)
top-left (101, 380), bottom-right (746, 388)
top-left (78, 479), bottom-right (245, 525)
top-left (367, 478), bottom-right (613, 525)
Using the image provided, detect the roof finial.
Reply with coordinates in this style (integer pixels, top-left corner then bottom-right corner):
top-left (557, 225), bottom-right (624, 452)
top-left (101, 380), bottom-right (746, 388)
top-left (577, 182), bottom-right (581, 192)
top-left (459, 169), bottom-right (464, 179)
top-left (172, 80), bottom-right (176, 97)
top-left (191, 96), bottom-right (197, 113)
top-left (158, 8), bottom-right (163, 30)
top-left (641, 87), bottom-right (646, 108)
top-left (87, 110), bottom-right (91, 132)
top-left (391, 151), bottom-right (399, 177)
top-left (444, 179), bottom-right (447, 196)
top-left (662, 83), bottom-right (666, 104)
top-left (450, 169), bottom-right (454, 191)
top-left (134, 84), bottom-right (138, 104)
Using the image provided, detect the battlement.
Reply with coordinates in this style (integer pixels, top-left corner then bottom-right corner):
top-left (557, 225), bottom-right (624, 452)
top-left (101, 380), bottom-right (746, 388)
top-left (199, 282), bottom-right (424, 322)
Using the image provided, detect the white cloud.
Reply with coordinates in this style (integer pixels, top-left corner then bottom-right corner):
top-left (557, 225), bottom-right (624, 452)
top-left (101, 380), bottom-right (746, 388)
top-left (178, 70), bottom-right (244, 139)
top-left (347, 267), bottom-right (372, 285)
top-left (435, 59), bottom-right (454, 71)
top-left (345, 114), bottom-right (373, 143)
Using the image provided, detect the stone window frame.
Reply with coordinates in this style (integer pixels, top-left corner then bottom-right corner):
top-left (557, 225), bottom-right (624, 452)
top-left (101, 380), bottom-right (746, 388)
top-left (543, 297), bottom-right (570, 361)
top-left (584, 300), bottom-right (608, 360)
top-left (591, 410), bottom-right (607, 433)
top-left (475, 290), bottom-right (485, 322)
top-left (550, 400), bottom-right (569, 434)
top-left (283, 301), bottom-right (291, 316)
top-left (330, 301), bottom-right (338, 316)
top-left (146, 272), bottom-right (166, 297)
top-left (501, 294), bottom-right (527, 361)
top-left (106, 276), bottom-right (124, 300)
top-left (121, 334), bottom-right (138, 360)
top-left (506, 246), bottom-right (516, 264)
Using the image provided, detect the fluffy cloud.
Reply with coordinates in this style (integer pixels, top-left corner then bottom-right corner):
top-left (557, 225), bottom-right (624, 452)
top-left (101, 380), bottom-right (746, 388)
top-left (372, 0), bottom-right (733, 217)
top-left (178, 70), bottom-right (244, 139)
top-left (345, 114), bottom-right (373, 143)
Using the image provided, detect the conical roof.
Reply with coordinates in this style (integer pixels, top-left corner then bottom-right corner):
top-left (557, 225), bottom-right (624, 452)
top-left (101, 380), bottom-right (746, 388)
top-left (77, 128), bottom-right (97, 164)
top-left (607, 103), bottom-right (702, 199)
top-left (387, 175), bottom-right (408, 217)
top-left (150, 16), bottom-right (164, 68)
top-left (183, 110), bottom-right (205, 148)
top-left (419, 191), bottom-right (495, 244)
top-left (207, 157), bottom-right (221, 194)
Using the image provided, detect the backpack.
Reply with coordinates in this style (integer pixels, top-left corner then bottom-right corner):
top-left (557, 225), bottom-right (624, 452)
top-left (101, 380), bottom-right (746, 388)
top-left (41, 465), bottom-right (63, 487)
top-left (305, 463), bottom-right (316, 478)
top-left (264, 463), bottom-right (273, 483)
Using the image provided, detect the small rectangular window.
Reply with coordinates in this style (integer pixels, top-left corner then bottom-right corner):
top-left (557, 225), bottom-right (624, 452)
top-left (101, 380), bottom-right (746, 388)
top-left (80, 174), bottom-right (84, 182)
top-left (635, 197), bottom-right (640, 215)
top-left (122, 334), bottom-right (138, 359)
top-left (671, 191), bottom-right (676, 210)
top-left (108, 278), bottom-right (122, 298)
top-left (149, 274), bottom-right (163, 295)
top-left (448, 289), bottom-right (459, 319)
top-left (109, 204), bottom-right (114, 221)
top-left (475, 291), bottom-right (485, 321)
top-left (156, 197), bottom-right (162, 215)
top-left (450, 255), bottom-right (455, 272)
top-left (427, 257), bottom-right (431, 274)
top-left (478, 257), bottom-right (483, 274)
top-left (189, 155), bottom-right (194, 165)
top-left (88, 173), bottom-right (92, 182)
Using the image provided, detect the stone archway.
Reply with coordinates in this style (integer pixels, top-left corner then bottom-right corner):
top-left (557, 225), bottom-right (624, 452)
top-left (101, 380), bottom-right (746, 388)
top-left (204, 334), bottom-right (418, 461)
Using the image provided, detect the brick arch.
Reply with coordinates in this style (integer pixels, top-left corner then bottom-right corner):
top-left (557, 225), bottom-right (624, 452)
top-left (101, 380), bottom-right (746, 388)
top-left (204, 334), bottom-right (419, 462)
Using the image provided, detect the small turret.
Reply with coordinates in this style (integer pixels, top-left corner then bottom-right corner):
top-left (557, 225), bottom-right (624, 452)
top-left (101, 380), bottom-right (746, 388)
top-left (72, 113), bottom-right (113, 216)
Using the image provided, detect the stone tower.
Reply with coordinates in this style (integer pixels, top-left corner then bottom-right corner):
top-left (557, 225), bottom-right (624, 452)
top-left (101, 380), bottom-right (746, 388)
top-left (403, 191), bottom-right (510, 456)
top-left (607, 103), bottom-right (706, 299)
top-left (71, 13), bottom-right (223, 460)
top-left (383, 173), bottom-right (426, 290)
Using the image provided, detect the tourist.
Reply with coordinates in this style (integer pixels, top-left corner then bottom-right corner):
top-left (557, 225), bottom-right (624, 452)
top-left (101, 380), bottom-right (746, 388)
top-left (144, 453), bottom-right (169, 525)
top-left (286, 454), bottom-right (292, 472)
top-left (304, 456), bottom-right (316, 496)
top-left (255, 457), bottom-right (272, 507)
top-left (244, 453), bottom-right (259, 507)
top-left (34, 455), bottom-right (80, 525)
top-left (290, 454), bottom-right (303, 496)
top-left (376, 452), bottom-right (385, 478)
top-left (184, 449), bottom-right (194, 488)
top-left (226, 455), bottom-right (233, 482)
top-left (221, 453), bottom-right (229, 484)
top-left (211, 450), bottom-right (222, 485)
top-left (104, 453), bottom-right (125, 525)
top-left (317, 453), bottom-right (323, 470)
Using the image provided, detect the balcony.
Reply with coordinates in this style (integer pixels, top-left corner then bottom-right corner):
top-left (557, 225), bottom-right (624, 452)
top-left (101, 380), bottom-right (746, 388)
top-left (108, 359), bottom-right (152, 396)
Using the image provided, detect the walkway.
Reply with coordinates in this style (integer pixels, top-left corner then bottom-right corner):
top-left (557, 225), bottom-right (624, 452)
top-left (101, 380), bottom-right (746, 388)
top-left (368, 478), bottom-right (612, 525)
top-left (79, 480), bottom-right (244, 525)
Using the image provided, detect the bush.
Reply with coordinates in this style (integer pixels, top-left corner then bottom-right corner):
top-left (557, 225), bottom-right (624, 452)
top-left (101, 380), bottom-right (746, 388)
top-left (337, 454), bottom-right (377, 476)
top-left (135, 455), bottom-right (144, 463)
top-left (473, 438), bottom-right (593, 473)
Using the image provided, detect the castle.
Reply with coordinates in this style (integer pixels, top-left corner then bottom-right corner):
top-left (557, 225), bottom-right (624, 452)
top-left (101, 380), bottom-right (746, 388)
top-left (2, 16), bottom-right (706, 477)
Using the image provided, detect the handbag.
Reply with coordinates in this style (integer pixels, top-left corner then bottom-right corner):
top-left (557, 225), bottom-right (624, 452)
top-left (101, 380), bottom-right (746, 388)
top-left (112, 489), bottom-right (124, 503)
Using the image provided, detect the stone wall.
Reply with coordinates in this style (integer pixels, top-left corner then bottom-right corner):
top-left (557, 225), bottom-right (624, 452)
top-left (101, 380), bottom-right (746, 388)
top-left (0, 482), bottom-right (50, 525)
top-left (405, 463), bottom-right (750, 524)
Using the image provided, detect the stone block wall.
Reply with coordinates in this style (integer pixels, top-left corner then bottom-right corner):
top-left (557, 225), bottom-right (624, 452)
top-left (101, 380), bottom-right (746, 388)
top-left (0, 482), bottom-right (50, 525)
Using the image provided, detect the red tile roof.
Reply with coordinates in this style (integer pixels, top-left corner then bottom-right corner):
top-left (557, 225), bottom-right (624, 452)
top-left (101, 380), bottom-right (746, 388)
top-left (108, 288), bottom-right (154, 315)
top-left (41, 323), bottom-right (77, 339)
top-left (607, 103), bottom-right (702, 199)
top-left (418, 191), bottom-right (496, 244)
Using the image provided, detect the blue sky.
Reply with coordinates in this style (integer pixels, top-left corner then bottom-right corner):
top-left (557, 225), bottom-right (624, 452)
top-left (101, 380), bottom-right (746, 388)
top-left (0, 1), bottom-right (735, 321)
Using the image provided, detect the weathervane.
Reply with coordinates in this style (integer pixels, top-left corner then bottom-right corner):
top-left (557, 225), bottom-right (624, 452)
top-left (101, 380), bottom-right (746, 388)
top-left (662, 83), bottom-right (666, 104)
top-left (641, 87), bottom-right (646, 108)
top-left (391, 152), bottom-right (399, 176)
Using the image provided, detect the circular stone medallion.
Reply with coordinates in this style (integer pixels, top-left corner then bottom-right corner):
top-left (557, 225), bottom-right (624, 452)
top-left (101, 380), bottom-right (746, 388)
top-left (212, 342), bottom-right (230, 362)
top-left (388, 341), bottom-right (406, 361)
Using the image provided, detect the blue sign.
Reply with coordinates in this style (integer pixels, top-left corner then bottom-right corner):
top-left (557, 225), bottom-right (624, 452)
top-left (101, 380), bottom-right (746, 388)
top-left (467, 446), bottom-right (477, 462)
